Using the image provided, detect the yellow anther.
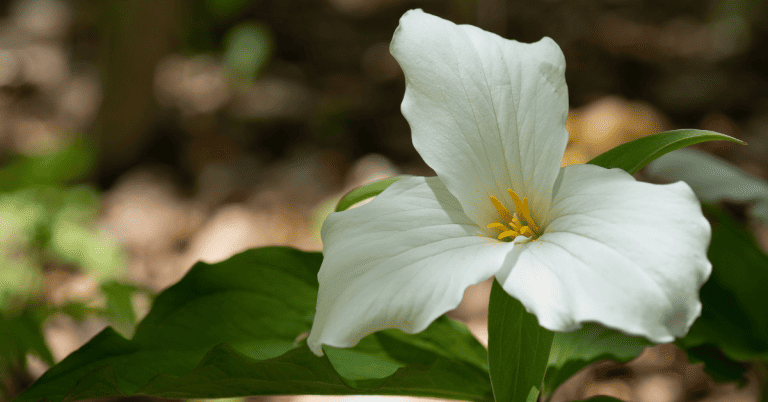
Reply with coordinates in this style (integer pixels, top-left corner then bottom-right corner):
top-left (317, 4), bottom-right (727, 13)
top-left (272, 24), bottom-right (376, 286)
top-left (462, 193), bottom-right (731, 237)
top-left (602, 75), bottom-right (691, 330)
top-left (498, 230), bottom-right (519, 240)
top-left (508, 190), bottom-right (540, 234)
top-left (488, 190), bottom-right (542, 241)
top-left (487, 222), bottom-right (509, 231)
top-left (490, 195), bottom-right (514, 224)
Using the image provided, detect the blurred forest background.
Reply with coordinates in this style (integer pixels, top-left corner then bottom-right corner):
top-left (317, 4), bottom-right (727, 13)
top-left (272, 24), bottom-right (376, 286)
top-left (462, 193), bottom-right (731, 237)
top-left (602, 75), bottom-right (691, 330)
top-left (1, 0), bottom-right (767, 401)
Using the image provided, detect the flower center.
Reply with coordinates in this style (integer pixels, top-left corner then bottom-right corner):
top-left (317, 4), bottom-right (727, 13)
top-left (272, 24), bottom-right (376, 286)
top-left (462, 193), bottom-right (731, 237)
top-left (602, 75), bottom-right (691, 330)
top-left (487, 190), bottom-right (541, 241)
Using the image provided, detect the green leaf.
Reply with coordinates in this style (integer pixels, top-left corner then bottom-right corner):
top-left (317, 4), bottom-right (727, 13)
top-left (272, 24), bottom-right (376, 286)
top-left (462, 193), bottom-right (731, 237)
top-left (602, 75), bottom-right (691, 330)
top-left (0, 307), bottom-right (55, 368)
top-left (335, 176), bottom-right (404, 212)
top-left (587, 129), bottom-right (743, 174)
top-left (1, 306), bottom-right (55, 399)
top-left (678, 204), bottom-right (768, 362)
top-left (53, 301), bottom-right (102, 322)
top-left (324, 315), bottom-right (489, 387)
top-left (15, 247), bottom-right (493, 402)
top-left (382, 314), bottom-right (489, 372)
top-left (100, 281), bottom-right (139, 338)
top-left (542, 324), bottom-right (652, 399)
top-left (141, 342), bottom-right (491, 401)
top-left (487, 279), bottom-right (553, 402)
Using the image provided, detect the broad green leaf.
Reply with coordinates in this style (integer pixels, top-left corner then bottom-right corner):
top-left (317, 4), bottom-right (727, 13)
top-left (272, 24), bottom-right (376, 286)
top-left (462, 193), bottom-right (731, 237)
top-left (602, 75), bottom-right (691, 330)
top-left (15, 247), bottom-right (493, 402)
top-left (335, 176), bottom-right (404, 212)
top-left (24, 329), bottom-right (491, 402)
top-left (587, 129), bottom-right (743, 174)
top-left (381, 314), bottom-right (489, 373)
top-left (488, 279), bottom-right (553, 402)
top-left (542, 324), bottom-right (652, 399)
top-left (526, 387), bottom-right (539, 402)
top-left (679, 204), bottom-right (768, 362)
top-left (325, 315), bottom-right (489, 387)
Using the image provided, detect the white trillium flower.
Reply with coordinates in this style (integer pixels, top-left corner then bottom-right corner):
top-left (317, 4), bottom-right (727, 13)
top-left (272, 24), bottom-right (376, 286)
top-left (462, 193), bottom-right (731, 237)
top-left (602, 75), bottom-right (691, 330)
top-left (307, 9), bottom-right (712, 356)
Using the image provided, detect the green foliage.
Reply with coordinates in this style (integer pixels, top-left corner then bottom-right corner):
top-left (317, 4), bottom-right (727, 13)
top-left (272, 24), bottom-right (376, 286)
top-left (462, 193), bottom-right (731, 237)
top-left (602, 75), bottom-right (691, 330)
top-left (0, 185), bottom-right (124, 308)
top-left (0, 308), bottom-right (54, 368)
top-left (0, 136), bottom-right (131, 398)
top-left (542, 324), bottom-right (652, 399)
top-left (53, 302), bottom-right (102, 322)
top-left (494, 128), bottom-right (748, 400)
top-left (15, 247), bottom-right (493, 402)
top-left (325, 315), bottom-right (489, 386)
top-left (587, 129), bottom-right (743, 174)
top-left (100, 281), bottom-right (141, 338)
top-left (487, 279), bottom-right (553, 402)
top-left (585, 129), bottom-right (768, 391)
top-left (0, 137), bottom-right (123, 308)
top-left (0, 306), bottom-right (55, 401)
top-left (13, 130), bottom-right (760, 402)
top-left (223, 22), bottom-right (272, 84)
top-left (0, 139), bottom-right (96, 192)
top-left (674, 203), bottom-right (768, 384)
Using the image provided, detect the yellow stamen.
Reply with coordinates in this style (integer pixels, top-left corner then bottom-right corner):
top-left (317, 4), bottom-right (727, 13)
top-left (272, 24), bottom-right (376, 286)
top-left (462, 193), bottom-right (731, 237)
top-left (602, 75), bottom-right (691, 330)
top-left (498, 230), bottom-right (519, 240)
top-left (487, 222), bottom-right (509, 231)
top-left (490, 195), bottom-right (514, 224)
top-left (508, 190), bottom-right (541, 234)
top-left (487, 189), bottom-right (542, 241)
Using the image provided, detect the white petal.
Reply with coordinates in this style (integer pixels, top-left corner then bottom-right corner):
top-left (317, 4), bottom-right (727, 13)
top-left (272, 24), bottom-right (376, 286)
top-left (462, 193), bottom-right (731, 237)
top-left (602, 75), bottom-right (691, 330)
top-left (497, 164), bottom-right (712, 342)
top-left (647, 148), bottom-right (768, 226)
top-left (390, 9), bottom-right (569, 227)
top-left (308, 176), bottom-right (515, 356)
